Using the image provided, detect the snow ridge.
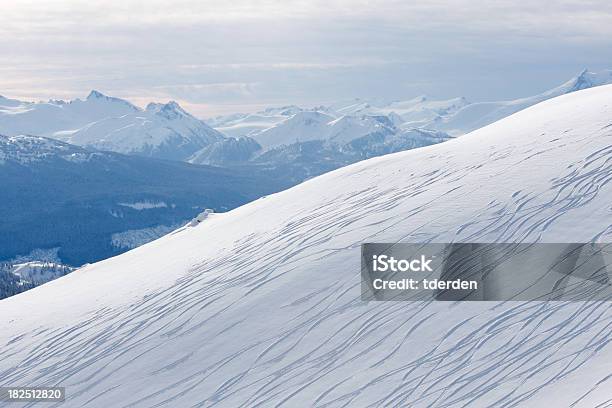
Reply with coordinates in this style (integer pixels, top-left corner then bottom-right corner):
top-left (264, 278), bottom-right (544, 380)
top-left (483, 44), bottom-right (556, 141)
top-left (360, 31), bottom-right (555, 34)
top-left (208, 69), bottom-right (612, 140)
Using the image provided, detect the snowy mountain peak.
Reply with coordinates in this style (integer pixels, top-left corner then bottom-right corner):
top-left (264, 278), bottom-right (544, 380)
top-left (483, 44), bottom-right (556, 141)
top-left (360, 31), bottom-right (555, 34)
top-left (536, 69), bottom-right (612, 100)
top-left (412, 95), bottom-right (428, 103)
top-left (251, 111), bottom-right (335, 149)
top-left (205, 69), bottom-right (612, 141)
top-left (251, 110), bottom-right (403, 149)
top-left (369, 114), bottom-right (396, 128)
top-left (327, 114), bottom-right (393, 130)
top-left (0, 95), bottom-right (24, 108)
top-left (565, 69), bottom-right (612, 93)
top-left (0, 92), bottom-right (223, 161)
top-left (146, 101), bottom-right (191, 120)
top-left (262, 105), bottom-right (302, 116)
top-left (66, 99), bottom-right (224, 160)
top-left (426, 69), bottom-right (612, 135)
top-left (86, 90), bottom-right (108, 100)
top-left (84, 90), bottom-right (139, 110)
top-left (291, 110), bottom-right (334, 123)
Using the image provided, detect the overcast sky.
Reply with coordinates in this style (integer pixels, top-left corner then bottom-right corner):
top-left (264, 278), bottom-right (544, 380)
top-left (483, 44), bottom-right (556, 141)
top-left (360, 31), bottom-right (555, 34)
top-left (1, 0), bottom-right (612, 117)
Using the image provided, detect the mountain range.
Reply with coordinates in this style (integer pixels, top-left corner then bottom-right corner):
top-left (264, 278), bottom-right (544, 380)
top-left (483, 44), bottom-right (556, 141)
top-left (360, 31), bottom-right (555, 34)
top-left (0, 91), bottom-right (224, 161)
top-left (1, 69), bottom-right (611, 277)
top-left (209, 68), bottom-right (612, 137)
top-left (2, 70), bottom-right (610, 168)
top-left (1, 83), bottom-right (610, 407)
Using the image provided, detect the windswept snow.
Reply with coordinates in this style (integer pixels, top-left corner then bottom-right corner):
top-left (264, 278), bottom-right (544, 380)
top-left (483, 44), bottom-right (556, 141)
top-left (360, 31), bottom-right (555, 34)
top-left (0, 86), bottom-right (612, 407)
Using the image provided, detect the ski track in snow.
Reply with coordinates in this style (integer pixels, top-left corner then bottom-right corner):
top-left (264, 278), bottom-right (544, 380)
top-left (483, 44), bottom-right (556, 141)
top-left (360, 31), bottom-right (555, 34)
top-left (1, 87), bottom-right (612, 407)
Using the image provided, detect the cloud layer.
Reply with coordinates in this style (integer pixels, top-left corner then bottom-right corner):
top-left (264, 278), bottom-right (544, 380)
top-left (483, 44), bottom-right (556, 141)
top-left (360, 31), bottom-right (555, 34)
top-left (2, 1), bottom-right (612, 116)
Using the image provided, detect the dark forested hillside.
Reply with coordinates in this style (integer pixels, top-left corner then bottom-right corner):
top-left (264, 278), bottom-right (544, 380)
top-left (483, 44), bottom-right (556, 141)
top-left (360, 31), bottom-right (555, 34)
top-left (0, 135), bottom-right (291, 265)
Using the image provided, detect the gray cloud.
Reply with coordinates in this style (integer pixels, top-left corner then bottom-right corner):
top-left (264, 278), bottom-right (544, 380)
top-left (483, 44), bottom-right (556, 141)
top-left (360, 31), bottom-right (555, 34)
top-left (1, 1), bottom-right (612, 116)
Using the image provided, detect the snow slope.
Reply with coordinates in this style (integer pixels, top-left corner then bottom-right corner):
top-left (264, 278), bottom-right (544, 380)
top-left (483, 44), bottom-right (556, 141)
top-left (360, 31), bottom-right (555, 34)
top-left (0, 91), bottom-right (139, 137)
top-left (251, 112), bottom-right (399, 149)
top-left (209, 106), bottom-right (303, 138)
top-left (252, 111), bottom-right (336, 148)
top-left (1, 85), bottom-right (612, 407)
top-left (433, 69), bottom-right (612, 135)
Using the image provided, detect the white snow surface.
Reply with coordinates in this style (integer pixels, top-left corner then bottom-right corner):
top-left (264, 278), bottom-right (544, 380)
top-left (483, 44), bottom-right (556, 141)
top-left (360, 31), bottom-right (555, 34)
top-left (432, 69), bottom-right (612, 135)
top-left (0, 91), bottom-right (138, 137)
top-left (1, 85), bottom-right (612, 407)
top-left (252, 111), bottom-right (336, 148)
top-left (8, 262), bottom-right (75, 286)
top-left (331, 95), bottom-right (470, 128)
top-left (208, 105), bottom-right (306, 138)
top-left (65, 101), bottom-right (223, 156)
top-left (251, 111), bottom-right (395, 149)
top-left (213, 113), bottom-right (293, 138)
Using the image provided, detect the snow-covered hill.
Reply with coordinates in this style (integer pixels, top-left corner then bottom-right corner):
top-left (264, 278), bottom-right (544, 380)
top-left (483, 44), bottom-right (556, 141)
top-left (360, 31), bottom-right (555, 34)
top-left (433, 69), bottom-right (612, 134)
top-left (0, 91), bottom-right (224, 160)
top-left (0, 90), bottom-right (139, 137)
top-left (1, 84), bottom-right (611, 406)
top-left (333, 69), bottom-right (612, 135)
top-left (208, 105), bottom-right (303, 138)
top-left (252, 110), bottom-right (337, 149)
top-left (241, 110), bottom-right (417, 151)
